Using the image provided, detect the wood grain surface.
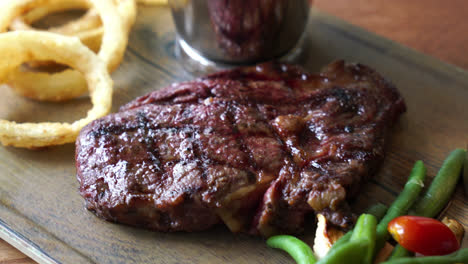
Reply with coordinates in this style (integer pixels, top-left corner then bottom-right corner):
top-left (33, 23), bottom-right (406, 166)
top-left (0, 241), bottom-right (31, 264)
top-left (1, 1), bottom-right (468, 263)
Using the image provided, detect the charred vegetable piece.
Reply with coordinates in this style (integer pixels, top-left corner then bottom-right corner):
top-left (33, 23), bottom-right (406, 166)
top-left (267, 235), bottom-right (317, 264)
top-left (374, 242), bottom-right (395, 263)
top-left (441, 217), bottom-right (465, 245)
top-left (324, 203), bottom-right (388, 256)
top-left (380, 248), bottom-right (468, 264)
top-left (313, 214), bottom-right (345, 259)
top-left (317, 214), bottom-right (377, 264)
top-left (388, 216), bottom-right (459, 256)
top-left (373, 161), bottom-right (426, 256)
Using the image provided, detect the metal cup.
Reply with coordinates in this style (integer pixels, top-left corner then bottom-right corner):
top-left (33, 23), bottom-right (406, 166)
top-left (169, 0), bottom-right (311, 66)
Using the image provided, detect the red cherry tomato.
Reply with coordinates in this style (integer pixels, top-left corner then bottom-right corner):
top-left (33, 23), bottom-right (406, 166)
top-left (388, 216), bottom-right (459, 256)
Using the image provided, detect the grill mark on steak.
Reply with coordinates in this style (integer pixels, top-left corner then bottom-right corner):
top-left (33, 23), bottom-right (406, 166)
top-left (224, 103), bottom-right (258, 171)
top-left (76, 60), bottom-right (406, 236)
top-left (135, 111), bottom-right (163, 172)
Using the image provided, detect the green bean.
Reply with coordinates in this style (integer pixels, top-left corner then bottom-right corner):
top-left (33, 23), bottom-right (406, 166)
top-left (316, 240), bottom-right (369, 264)
top-left (349, 214), bottom-right (377, 264)
top-left (366, 203), bottom-right (390, 222)
top-left (388, 245), bottom-right (412, 260)
top-left (409, 148), bottom-right (466, 217)
top-left (373, 160), bottom-right (426, 256)
top-left (266, 235), bottom-right (317, 264)
top-left (327, 203), bottom-right (388, 253)
top-left (381, 248), bottom-right (468, 264)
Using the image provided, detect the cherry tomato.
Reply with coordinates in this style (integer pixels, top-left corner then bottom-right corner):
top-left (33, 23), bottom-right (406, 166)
top-left (388, 216), bottom-right (459, 256)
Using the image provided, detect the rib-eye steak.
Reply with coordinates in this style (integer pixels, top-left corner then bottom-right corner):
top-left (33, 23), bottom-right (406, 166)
top-left (75, 61), bottom-right (406, 236)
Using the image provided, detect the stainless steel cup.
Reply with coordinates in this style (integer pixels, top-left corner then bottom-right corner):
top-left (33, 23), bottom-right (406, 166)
top-left (169, 0), bottom-right (311, 65)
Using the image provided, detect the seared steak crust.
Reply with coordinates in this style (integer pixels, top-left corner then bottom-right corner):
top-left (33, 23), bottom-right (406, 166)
top-left (76, 61), bottom-right (406, 236)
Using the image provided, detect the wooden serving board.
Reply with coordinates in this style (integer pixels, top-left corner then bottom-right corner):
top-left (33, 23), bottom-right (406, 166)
top-left (1, 6), bottom-right (467, 264)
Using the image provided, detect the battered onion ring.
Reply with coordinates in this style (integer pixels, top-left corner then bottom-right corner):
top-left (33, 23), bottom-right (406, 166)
top-left (2, 0), bottom-right (135, 102)
top-left (10, 0), bottom-right (136, 53)
top-left (11, 0), bottom-right (97, 33)
top-left (0, 31), bottom-right (112, 148)
top-left (10, 0), bottom-right (101, 52)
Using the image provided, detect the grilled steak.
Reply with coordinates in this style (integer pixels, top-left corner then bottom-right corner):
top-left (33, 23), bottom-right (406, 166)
top-left (76, 61), bottom-right (406, 236)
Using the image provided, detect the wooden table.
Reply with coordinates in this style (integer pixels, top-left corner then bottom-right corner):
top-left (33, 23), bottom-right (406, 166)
top-left (2, 0), bottom-right (467, 263)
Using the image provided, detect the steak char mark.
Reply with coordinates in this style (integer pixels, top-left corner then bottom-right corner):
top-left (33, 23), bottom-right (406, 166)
top-left (76, 61), bottom-right (406, 236)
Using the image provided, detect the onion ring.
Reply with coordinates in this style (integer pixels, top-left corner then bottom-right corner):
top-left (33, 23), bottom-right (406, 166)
top-left (3, 0), bottom-right (135, 102)
top-left (10, 0), bottom-right (136, 53)
top-left (0, 31), bottom-right (112, 148)
top-left (10, 0), bottom-right (102, 52)
top-left (10, 0), bottom-right (98, 34)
